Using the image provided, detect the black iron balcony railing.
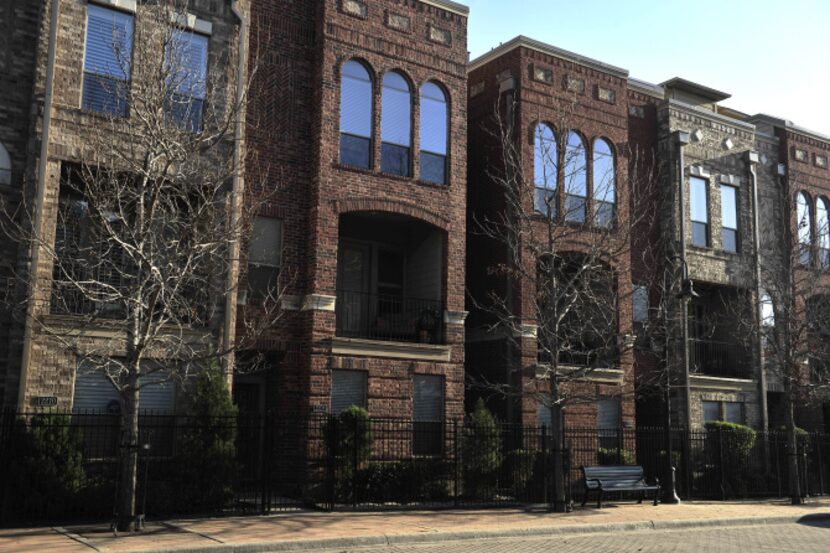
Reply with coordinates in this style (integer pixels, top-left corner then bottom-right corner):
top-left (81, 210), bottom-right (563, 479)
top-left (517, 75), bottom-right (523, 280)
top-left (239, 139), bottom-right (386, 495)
top-left (335, 289), bottom-right (444, 344)
top-left (537, 346), bottom-right (618, 369)
top-left (689, 339), bottom-right (752, 379)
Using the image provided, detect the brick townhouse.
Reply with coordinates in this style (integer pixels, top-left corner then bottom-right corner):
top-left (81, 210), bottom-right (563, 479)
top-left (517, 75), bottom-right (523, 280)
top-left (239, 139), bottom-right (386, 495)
top-left (465, 35), bottom-right (830, 432)
top-left (239, 0), bottom-right (469, 429)
top-left (0, 0), bottom-right (250, 413)
top-left (465, 37), bottom-right (636, 430)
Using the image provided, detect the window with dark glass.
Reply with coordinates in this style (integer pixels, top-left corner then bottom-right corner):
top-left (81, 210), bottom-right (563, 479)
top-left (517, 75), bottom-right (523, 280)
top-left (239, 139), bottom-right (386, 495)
top-left (419, 82), bottom-right (448, 184)
top-left (818, 198), bottom-right (830, 267)
top-left (797, 191), bottom-right (812, 266)
top-left (380, 71), bottom-right (412, 176)
top-left (724, 402), bottom-right (744, 424)
top-left (721, 184), bottom-right (738, 252)
top-left (339, 60), bottom-right (373, 169)
top-left (0, 143), bottom-right (10, 185)
top-left (592, 139), bottom-right (615, 228)
top-left (248, 216), bottom-right (282, 300)
top-left (413, 374), bottom-right (443, 455)
top-left (563, 132), bottom-right (587, 223)
top-left (83, 4), bottom-right (134, 116)
top-left (165, 29), bottom-right (209, 131)
top-left (597, 397), bottom-right (621, 450)
top-left (690, 176), bottom-right (709, 247)
top-left (534, 123), bottom-right (558, 216)
top-left (331, 370), bottom-right (368, 414)
top-left (702, 401), bottom-right (720, 425)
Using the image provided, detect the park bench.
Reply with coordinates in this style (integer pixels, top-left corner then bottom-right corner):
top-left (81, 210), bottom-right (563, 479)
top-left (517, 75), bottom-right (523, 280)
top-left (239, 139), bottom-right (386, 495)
top-left (580, 465), bottom-right (660, 508)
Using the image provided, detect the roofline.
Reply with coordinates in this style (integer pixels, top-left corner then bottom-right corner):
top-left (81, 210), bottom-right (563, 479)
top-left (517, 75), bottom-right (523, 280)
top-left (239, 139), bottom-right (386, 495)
top-left (627, 77), bottom-right (664, 99)
top-left (751, 113), bottom-right (830, 144)
top-left (468, 36), bottom-right (628, 78)
top-left (667, 99), bottom-right (756, 132)
top-left (421, 0), bottom-right (469, 16)
top-left (660, 77), bottom-right (731, 102)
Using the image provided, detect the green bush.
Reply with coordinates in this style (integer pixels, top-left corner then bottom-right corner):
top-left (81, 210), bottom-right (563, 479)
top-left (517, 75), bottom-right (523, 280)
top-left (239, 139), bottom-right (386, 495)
top-left (324, 405), bottom-right (373, 468)
top-left (704, 421), bottom-right (757, 498)
top-left (597, 447), bottom-right (635, 465)
top-left (5, 414), bottom-right (87, 518)
top-left (359, 458), bottom-right (450, 504)
top-left (462, 399), bottom-right (502, 499)
top-left (162, 367), bottom-right (238, 514)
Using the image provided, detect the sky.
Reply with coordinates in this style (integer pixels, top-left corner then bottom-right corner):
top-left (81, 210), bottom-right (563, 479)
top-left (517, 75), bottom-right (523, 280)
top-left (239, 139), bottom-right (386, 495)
top-left (464, 0), bottom-right (830, 136)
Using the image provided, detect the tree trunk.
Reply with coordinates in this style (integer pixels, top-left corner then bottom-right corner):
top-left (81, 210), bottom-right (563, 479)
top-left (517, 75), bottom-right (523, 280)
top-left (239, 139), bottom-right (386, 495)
top-left (117, 379), bottom-right (140, 531)
top-left (549, 395), bottom-right (567, 512)
top-left (785, 397), bottom-right (803, 505)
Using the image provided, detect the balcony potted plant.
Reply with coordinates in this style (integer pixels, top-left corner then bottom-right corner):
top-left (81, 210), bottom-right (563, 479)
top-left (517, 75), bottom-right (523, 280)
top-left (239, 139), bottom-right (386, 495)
top-left (416, 308), bottom-right (441, 343)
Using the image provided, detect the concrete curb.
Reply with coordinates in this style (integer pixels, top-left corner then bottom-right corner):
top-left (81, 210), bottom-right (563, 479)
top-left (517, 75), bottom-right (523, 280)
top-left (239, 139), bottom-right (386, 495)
top-left (127, 512), bottom-right (830, 553)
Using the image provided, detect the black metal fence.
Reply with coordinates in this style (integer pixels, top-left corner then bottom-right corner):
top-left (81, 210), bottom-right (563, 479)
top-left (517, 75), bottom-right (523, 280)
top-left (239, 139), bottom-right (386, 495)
top-left (1, 411), bottom-right (828, 527)
top-left (689, 339), bottom-right (752, 379)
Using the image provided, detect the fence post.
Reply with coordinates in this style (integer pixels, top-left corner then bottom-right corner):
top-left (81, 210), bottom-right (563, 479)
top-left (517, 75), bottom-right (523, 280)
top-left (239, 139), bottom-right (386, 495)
top-left (717, 429), bottom-right (726, 500)
top-left (352, 415), bottom-right (359, 508)
top-left (774, 434), bottom-right (782, 498)
top-left (616, 425), bottom-right (623, 465)
top-left (453, 420), bottom-right (459, 507)
top-left (818, 435), bottom-right (826, 496)
top-left (541, 424), bottom-right (548, 505)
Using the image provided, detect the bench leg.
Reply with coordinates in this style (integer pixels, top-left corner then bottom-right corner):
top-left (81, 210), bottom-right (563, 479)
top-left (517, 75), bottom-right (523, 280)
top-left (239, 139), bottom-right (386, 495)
top-left (653, 486), bottom-right (661, 506)
top-left (581, 489), bottom-right (588, 507)
top-left (597, 489), bottom-right (603, 509)
top-left (637, 490), bottom-right (644, 504)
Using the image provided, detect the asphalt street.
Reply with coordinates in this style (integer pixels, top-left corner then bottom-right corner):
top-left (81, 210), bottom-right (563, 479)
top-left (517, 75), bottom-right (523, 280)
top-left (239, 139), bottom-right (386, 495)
top-left (296, 521), bottom-right (830, 553)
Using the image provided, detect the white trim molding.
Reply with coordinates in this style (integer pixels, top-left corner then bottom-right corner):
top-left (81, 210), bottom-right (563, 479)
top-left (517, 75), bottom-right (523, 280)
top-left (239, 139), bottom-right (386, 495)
top-left (512, 324), bottom-right (538, 339)
top-left (301, 294), bottom-right (336, 312)
top-left (90, 0), bottom-right (137, 13)
top-left (443, 310), bottom-right (468, 325)
top-left (170, 12), bottom-right (213, 35)
top-left (280, 294), bottom-right (301, 311)
top-left (331, 337), bottom-right (451, 362)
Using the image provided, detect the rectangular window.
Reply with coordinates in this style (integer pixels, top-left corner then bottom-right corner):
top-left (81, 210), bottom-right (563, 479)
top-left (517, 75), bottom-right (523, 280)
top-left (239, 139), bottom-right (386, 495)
top-left (537, 402), bottom-right (552, 428)
top-left (83, 4), bottom-right (134, 116)
top-left (413, 374), bottom-right (444, 455)
top-left (721, 185), bottom-right (738, 253)
top-left (632, 285), bottom-right (649, 324)
top-left (690, 176), bottom-right (709, 247)
top-left (702, 400), bottom-right (720, 425)
top-left (248, 217), bottom-right (282, 300)
top-left (165, 29), bottom-right (209, 131)
top-left (597, 397), bottom-right (621, 450)
top-left (331, 370), bottom-right (368, 414)
top-left (724, 402), bottom-right (744, 424)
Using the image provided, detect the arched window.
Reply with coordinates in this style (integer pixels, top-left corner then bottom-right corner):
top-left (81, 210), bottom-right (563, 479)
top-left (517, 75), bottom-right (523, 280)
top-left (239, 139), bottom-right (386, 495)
top-left (563, 132), bottom-right (587, 223)
top-left (818, 197), bottom-right (830, 268)
top-left (797, 191), bottom-right (812, 266)
top-left (0, 143), bottom-right (10, 185)
top-left (533, 123), bottom-right (557, 216)
top-left (380, 71), bottom-right (412, 177)
top-left (419, 82), bottom-right (448, 185)
top-left (592, 138), bottom-right (615, 228)
top-left (339, 60), bottom-right (373, 169)
top-left (760, 291), bottom-right (774, 328)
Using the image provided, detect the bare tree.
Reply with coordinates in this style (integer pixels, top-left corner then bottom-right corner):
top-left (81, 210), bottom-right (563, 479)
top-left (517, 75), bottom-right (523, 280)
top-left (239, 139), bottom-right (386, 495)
top-left (469, 94), bottom-right (658, 511)
top-left (744, 180), bottom-right (830, 504)
top-left (2, 2), bottom-right (283, 530)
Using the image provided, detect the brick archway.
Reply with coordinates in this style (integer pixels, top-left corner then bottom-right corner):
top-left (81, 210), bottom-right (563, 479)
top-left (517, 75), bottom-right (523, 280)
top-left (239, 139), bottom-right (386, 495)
top-left (333, 197), bottom-right (450, 230)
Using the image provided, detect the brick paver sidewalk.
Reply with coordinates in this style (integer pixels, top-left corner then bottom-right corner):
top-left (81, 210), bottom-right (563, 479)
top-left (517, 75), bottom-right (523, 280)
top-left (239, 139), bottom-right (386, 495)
top-left (2, 499), bottom-right (830, 553)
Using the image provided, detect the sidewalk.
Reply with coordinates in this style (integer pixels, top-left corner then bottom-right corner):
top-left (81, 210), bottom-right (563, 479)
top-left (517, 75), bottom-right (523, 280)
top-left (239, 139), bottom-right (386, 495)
top-left (3, 499), bottom-right (830, 553)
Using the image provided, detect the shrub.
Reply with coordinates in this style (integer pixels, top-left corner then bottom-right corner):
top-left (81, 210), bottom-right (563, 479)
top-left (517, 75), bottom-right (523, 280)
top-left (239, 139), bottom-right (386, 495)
top-left (462, 399), bottom-right (502, 499)
top-left (162, 367), bottom-right (239, 514)
top-left (324, 405), bottom-right (373, 468)
top-left (5, 414), bottom-right (86, 520)
top-left (359, 458), bottom-right (450, 504)
top-left (597, 447), bottom-right (635, 465)
top-left (704, 420), bottom-right (757, 498)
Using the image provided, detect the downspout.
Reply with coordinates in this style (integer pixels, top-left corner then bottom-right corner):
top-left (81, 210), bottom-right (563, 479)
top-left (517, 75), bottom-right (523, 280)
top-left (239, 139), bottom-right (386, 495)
top-left (673, 130), bottom-right (693, 431)
top-left (17, 0), bottom-right (60, 409)
top-left (222, 1), bottom-right (248, 389)
top-left (747, 151), bottom-right (769, 430)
